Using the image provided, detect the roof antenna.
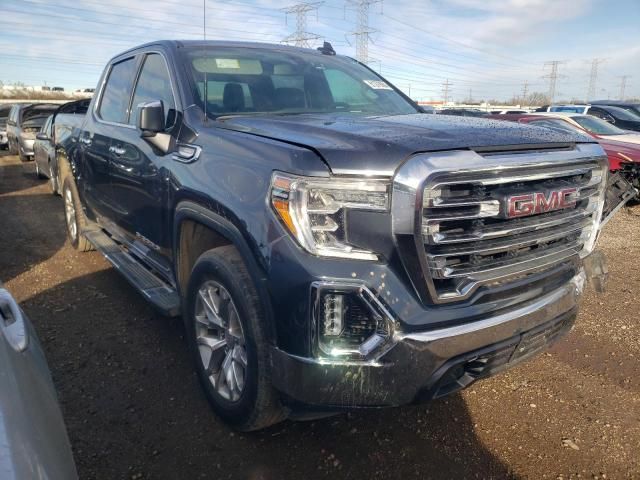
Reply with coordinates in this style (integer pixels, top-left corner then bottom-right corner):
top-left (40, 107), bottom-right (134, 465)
top-left (203, 0), bottom-right (208, 123)
top-left (317, 41), bottom-right (336, 56)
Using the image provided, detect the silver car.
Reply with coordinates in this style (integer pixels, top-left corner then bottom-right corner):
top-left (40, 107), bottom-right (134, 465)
top-left (0, 104), bottom-right (11, 149)
top-left (6, 104), bottom-right (58, 161)
top-left (0, 286), bottom-right (78, 480)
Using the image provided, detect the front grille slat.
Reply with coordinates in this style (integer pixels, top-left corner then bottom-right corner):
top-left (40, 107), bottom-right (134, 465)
top-left (420, 158), bottom-right (604, 301)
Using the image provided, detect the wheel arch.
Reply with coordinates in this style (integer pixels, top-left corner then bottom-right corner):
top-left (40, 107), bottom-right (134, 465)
top-left (173, 201), bottom-right (276, 342)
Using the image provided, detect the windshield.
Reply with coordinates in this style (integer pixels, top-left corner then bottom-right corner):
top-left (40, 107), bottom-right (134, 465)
top-left (571, 115), bottom-right (626, 135)
top-left (602, 105), bottom-right (640, 121)
top-left (181, 47), bottom-right (418, 118)
top-left (529, 119), bottom-right (584, 135)
top-left (549, 106), bottom-right (586, 113)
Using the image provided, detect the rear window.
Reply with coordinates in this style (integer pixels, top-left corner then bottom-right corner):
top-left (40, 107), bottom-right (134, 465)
top-left (98, 57), bottom-right (138, 124)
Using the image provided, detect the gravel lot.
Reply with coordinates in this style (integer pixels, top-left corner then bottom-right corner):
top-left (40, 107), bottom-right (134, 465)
top-left (1, 151), bottom-right (639, 480)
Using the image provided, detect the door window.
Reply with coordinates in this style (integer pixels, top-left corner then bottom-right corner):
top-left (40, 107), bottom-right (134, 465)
top-left (98, 57), bottom-right (138, 124)
top-left (130, 53), bottom-right (176, 128)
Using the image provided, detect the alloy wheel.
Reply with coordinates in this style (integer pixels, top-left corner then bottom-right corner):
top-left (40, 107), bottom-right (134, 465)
top-left (194, 280), bottom-right (248, 402)
top-left (64, 188), bottom-right (77, 241)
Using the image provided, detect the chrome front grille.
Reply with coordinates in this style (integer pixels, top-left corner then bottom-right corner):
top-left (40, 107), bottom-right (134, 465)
top-left (392, 144), bottom-right (608, 304)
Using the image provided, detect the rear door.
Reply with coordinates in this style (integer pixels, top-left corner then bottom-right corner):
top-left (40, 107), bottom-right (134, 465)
top-left (107, 52), bottom-right (178, 279)
top-left (81, 56), bottom-right (139, 223)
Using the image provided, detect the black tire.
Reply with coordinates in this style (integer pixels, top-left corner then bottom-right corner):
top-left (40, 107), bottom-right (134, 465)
top-left (8, 139), bottom-right (17, 155)
top-left (62, 177), bottom-right (93, 252)
top-left (18, 149), bottom-right (29, 162)
top-left (185, 246), bottom-right (285, 431)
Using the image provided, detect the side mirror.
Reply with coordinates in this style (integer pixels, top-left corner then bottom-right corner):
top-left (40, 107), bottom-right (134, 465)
top-left (137, 101), bottom-right (165, 138)
top-left (36, 132), bottom-right (49, 141)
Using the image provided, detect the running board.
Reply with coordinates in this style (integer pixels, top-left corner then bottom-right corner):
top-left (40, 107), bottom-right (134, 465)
top-left (84, 230), bottom-right (181, 317)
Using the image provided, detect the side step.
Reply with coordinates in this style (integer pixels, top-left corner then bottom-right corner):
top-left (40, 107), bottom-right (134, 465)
top-left (85, 230), bottom-right (181, 317)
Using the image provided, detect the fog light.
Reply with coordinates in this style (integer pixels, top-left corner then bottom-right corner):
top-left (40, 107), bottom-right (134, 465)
top-left (322, 293), bottom-right (344, 336)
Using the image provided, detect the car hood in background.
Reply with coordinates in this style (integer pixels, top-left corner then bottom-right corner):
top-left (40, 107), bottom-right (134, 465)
top-left (597, 132), bottom-right (640, 145)
top-left (218, 113), bottom-right (595, 174)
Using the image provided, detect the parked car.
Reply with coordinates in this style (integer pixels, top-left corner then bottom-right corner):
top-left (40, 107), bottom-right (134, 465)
top-left (438, 108), bottom-right (488, 117)
top-left (6, 103), bottom-right (59, 161)
top-left (33, 99), bottom-right (90, 194)
top-left (535, 112), bottom-right (640, 145)
top-left (586, 105), bottom-right (640, 131)
top-left (490, 109), bottom-right (529, 114)
top-left (56, 40), bottom-right (619, 431)
top-left (487, 113), bottom-right (640, 171)
top-left (590, 100), bottom-right (640, 117)
top-left (0, 104), bottom-right (11, 149)
top-left (52, 87), bottom-right (65, 92)
top-left (0, 284), bottom-right (78, 479)
top-left (549, 105), bottom-right (590, 114)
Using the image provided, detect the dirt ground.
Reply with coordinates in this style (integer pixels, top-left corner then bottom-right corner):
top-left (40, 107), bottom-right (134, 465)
top-left (1, 151), bottom-right (639, 480)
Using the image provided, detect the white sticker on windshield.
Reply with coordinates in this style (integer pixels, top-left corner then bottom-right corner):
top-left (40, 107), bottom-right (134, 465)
top-left (215, 58), bottom-right (240, 69)
top-left (364, 80), bottom-right (392, 90)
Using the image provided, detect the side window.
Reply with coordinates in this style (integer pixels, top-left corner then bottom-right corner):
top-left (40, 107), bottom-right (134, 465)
top-left (130, 53), bottom-right (176, 128)
top-left (98, 57), bottom-right (137, 124)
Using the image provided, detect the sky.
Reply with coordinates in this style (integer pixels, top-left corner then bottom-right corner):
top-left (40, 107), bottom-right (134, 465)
top-left (1, 0), bottom-right (639, 102)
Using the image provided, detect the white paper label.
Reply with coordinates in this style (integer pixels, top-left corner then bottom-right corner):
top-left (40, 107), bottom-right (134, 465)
top-left (364, 80), bottom-right (392, 90)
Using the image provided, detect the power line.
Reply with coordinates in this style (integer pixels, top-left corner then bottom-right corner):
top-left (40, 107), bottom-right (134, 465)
top-left (618, 75), bottom-right (631, 100)
top-left (282, 2), bottom-right (323, 48)
top-left (542, 60), bottom-right (567, 104)
top-left (346, 0), bottom-right (382, 64)
top-left (586, 58), bottom-right (606, 101)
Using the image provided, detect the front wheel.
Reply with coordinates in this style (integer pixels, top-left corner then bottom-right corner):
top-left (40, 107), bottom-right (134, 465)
top-left (185, 246), bottom-right (285, 431)
top-left (35, 160), bottom-right (46, 179)
top-left (62, 177), bottom-right (93, 252)
top-left (49, 163), bottom-right (59, 195)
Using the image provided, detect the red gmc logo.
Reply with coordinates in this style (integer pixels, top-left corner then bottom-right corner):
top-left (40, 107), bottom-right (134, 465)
top-left (507, 188), bottom-right (578, 218)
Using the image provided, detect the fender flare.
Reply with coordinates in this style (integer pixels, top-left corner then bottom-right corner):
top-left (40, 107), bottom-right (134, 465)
top-left (173, 201), bottom-right (276, 340)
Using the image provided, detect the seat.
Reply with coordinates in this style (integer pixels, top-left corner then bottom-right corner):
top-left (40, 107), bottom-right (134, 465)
top-left (223, 83), bottom-right (245, 112)
top-left (274, 87), bottom-right (306, 110)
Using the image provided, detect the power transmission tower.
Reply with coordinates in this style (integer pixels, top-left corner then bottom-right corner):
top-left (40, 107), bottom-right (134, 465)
top-left (282, 2), bottom-right (323, 48)
top-left (618, 75), bottom-right (631, 100)
top-left (542, 60), bottom-right (566, 104)
top-left (586, 58), bottom-right (606, 101)
top-left (346, 0), bottom-right (382, 64)
top-left (442, 79), bottom-right (452, 105)
top-left (467, 88), bottom-right (473, 103)
top-left (521, 80), bottom-right (529, 105)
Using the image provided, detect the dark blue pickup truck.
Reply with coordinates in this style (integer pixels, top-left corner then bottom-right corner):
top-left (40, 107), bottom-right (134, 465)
top-left (56, 40), bottom-right (614, 430)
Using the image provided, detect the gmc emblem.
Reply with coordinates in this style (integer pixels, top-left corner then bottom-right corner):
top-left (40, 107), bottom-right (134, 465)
top-left (507, 188), bottom-right (578, 218)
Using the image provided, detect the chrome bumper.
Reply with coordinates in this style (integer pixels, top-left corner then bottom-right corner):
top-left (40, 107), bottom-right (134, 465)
top-left (271, 271), bottom-right (584, 408)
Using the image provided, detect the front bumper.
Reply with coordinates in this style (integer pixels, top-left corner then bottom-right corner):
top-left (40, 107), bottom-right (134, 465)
top-left (271, 272), bottom-right (582, 408)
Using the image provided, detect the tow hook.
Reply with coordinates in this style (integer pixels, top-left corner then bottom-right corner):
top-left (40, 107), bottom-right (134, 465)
top-left (583, 250), bottom-right (608, 293)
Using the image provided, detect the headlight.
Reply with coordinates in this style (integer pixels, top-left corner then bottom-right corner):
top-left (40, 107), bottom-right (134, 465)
top-left (270, 172), bottom-right (389, 260)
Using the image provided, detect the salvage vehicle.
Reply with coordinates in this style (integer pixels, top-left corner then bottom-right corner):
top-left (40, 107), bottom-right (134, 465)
top-left (34, 99), bottom-right (90, 195)
top-left (6, 103), bottom-right (58, 161)
top-left (56, 40), bottom-right (625, 431)
top-left (0, 284), bottom-right (78, 479)
top-left (535, 112), bottom-right (640, 145)
top-left (586, 105), bottom-right (640, 132)
top-left (0, 104), bottom-right (12, 149)
top-left (590, 100), bottom-right (640, 117)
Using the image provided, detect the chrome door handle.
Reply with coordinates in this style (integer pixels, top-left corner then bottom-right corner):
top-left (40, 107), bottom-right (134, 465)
top-left (0, 289), bottom-right (28, 352)
top-left (109, 146), bottom-right (126, 156)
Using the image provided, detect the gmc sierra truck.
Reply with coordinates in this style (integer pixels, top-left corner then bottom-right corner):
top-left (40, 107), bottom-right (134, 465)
top-left (57, 40), bottom-right (618, 431)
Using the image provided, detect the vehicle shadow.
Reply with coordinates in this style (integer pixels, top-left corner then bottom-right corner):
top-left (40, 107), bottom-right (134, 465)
top-left (0, 155), bottom-right (42, 196)
top-left (0, 190), bottom-right (66, 282)
top-left (22, 269), bottom-right (517, 480)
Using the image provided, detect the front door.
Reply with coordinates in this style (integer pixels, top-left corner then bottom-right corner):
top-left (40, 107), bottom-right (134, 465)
top-left (108, 52), bottom-right (178, 280)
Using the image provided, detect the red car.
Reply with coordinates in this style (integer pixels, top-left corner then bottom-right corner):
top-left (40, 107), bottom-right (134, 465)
top-left (487, 114), bottom-right (640, 171)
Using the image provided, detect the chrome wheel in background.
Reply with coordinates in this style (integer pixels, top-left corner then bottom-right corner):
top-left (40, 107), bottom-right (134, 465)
top-left (64, 187), bottom-right (77, 241)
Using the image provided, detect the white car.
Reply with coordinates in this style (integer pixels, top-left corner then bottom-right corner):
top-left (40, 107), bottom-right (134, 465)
top-left (534, 112), bottom-right (640, 145)
top-left (548, 105), bottom-right (590, 114)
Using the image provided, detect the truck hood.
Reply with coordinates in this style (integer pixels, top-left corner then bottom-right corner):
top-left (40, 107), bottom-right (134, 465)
top-left (218, 113), bottom-right (594, 175)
